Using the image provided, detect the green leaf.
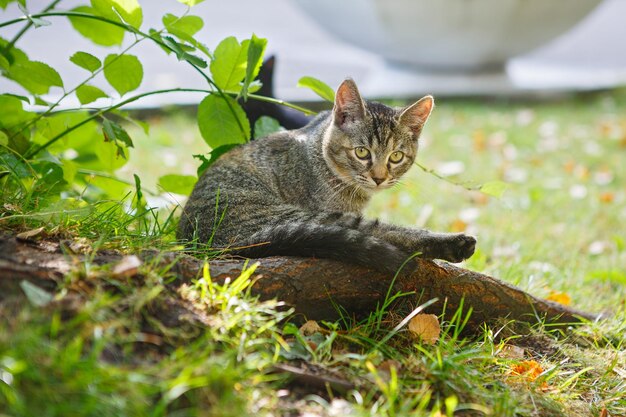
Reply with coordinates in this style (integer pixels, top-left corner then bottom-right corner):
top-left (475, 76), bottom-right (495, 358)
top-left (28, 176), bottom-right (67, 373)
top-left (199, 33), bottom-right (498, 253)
top-left (7, 60), bottom-right (63, 95)
top-left (34, 161), bottom-right (66, 186)
top-left (33, 97), bottom-right (50, 106)
top-left (162, 13), bottom-right (203, 42)
top-left (0, 0), bottom-right (19, 9)
top-left (0, 94), bottom-right (34, 129)
top-left (133, 173), bottom-right (147, 211)
top-left (192, 153), bottom-right (211, 176)
top-left (210, 36), bottom-right (250, 91)
top-left (76, 84), bottom-right (108, 105)
top-left (158, 174), bottom-right (197, 195)
top-left (242, 34), bottom-right (267, 100)
top-left (91, 0), bottom-right (143, 28)
top-left (102, 118), bottom-right (132, 160)
top-left (193, 143), bottom-right (239, 175)
top-left (70, 51), bottom-right (101, 72)
top-left (479, 181), bottom-right (509, 198)
top-left (297, 76), bottom-right (335, 102)
top-left (61, 159), bottom-right (77, 184)
top-left (0, 132), bottom-right (7, 146)
top-left (0, 36), bottom-right (28, 66)
top-left (182, 52), bottom-right (207, 69)
top-left (68, 6), bottom-right (125, 46)
top-left (161, 35), bottom-right (185, 57)
top-left (209, 144), bottom-right (239, 162)
top-left (36, 112), bottom-right (97, 153)
top-left (160, 36), bottom-right (207, 68)
top-left (103, 54), bottom-right (143, 96)
top-left (197, 94), bottom-right (250, 148)
top-left (254, 116), bottom-right (282, 139)
top-left (102, 119), bottom-right (134, 147)
top-left (4, 93), bottom-right (29, 103)
top-left (86, 175), bottom-right (129, 197)
top-left (20, 280), bottom-right (54, 307)
top-left (176, 0), bottom-right (205, 6)
top-left (0, 53), bottom-right (9, 70)
top-left (0, 152), bottom-right (30, 178)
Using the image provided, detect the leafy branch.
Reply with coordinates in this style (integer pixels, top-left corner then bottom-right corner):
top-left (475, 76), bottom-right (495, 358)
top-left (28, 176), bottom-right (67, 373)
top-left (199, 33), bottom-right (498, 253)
top-left (0, 0), bottom-right (326, 208)
top-left (0, 0), bottom-right (62, 56)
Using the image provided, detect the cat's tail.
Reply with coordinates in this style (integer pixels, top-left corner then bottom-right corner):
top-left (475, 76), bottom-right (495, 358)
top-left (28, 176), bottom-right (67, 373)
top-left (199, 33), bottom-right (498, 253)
top-left (233, 222), bottom-right (414, 276)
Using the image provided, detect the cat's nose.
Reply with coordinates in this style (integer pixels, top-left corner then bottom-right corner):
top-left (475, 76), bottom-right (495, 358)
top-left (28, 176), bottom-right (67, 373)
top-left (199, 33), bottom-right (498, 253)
top-left (372, 177), bottom-right (385, 185)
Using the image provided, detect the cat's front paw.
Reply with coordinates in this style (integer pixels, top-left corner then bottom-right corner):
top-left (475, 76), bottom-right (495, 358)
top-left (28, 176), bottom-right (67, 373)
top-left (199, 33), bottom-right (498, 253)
top-left (436, 233), bottom-right (476, 263)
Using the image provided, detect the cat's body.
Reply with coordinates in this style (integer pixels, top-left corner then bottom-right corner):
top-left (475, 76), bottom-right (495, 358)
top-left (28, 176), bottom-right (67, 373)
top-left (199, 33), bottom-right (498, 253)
top-left (178, 79), bottom-right (476, 273)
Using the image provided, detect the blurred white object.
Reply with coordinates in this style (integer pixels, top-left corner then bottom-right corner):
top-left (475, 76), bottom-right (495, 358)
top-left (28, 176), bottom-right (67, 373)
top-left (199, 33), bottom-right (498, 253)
top-left (294, 0), bottom-right (602, 71)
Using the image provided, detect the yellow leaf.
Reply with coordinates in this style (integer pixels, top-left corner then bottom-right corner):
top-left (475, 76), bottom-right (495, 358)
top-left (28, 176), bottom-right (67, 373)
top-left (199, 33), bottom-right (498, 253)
top-left (508, 360), bottom-right (544, 382)
top-left (408, 314), bottom-right (440, 345)
top-left (546, 290), bottom-right (571, 306)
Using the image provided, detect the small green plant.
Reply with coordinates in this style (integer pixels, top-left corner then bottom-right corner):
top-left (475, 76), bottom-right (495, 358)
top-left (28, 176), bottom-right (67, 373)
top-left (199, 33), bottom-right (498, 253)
top-left (0, 0), bottom-right (322, 220)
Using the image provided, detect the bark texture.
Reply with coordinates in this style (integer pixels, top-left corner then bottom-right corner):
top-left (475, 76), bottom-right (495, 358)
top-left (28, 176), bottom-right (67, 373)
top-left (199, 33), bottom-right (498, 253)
top-left (0, 233), bottom-right (599, 329)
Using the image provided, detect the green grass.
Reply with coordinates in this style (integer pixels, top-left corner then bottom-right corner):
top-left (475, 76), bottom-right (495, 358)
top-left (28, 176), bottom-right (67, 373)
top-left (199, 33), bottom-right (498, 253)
top-left (1, 90), bottom-right (626, 416)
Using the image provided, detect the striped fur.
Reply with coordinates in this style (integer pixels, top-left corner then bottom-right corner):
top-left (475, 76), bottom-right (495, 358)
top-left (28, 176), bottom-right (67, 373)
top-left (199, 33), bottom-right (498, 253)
top-left (178, 79), bottom-right (476, 273)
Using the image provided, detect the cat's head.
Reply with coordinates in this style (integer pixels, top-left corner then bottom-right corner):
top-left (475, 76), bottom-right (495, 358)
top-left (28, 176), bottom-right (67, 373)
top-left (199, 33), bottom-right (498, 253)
top-left (322, 78), bottom-right (433, 192)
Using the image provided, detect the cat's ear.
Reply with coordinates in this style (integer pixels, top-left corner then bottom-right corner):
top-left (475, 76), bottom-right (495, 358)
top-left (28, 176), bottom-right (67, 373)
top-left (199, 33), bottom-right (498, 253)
top-left (333, 78), bottom-right (366, 128)
top-left (398, 95), bottom-right (434, 137)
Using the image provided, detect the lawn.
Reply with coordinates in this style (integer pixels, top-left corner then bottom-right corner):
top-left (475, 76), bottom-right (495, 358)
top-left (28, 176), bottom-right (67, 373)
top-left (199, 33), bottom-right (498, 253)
top-left (1, 90), bottom-right (625, 416)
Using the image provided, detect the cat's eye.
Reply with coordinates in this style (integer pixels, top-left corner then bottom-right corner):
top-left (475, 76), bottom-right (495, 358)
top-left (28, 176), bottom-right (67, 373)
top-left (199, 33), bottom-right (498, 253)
top-left (389, 151), bottom-right (404, 163)
top-left (354, 147), bottom-right (371, 160)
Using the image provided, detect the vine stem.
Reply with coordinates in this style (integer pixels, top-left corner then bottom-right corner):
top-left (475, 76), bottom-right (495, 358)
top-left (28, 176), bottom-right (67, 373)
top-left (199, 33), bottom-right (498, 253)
top-left (414, 161), bottom-right (481, 192)
top-left (2, 11), bottom-right (316, 145)
top-left (76, 169), bottom-right (158, 196)
top-left (1, 11), bottom-right (247, 135)
top-left (12, 38), bottom-right (144, 140)
top-left (227, 91), bottom-right (316, 116)
top-left (24, 88), bottom-right (211, 158)
top-left (23, 87), bottom-right (317, 159)
top-left (0, 0), bottom-right (62, 56)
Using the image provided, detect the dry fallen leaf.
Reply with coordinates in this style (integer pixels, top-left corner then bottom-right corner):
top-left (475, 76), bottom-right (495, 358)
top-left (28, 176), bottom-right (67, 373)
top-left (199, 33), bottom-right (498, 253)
top-left (299, 320), bottom-right (322, 336)
top-left (508, 360), bottom-right (544, 382)
top-left (68, 237), bottom-right (93, 254)
top-left (112, 255), bottom-right (142, 278)
top-left (545, 290), bottom-right (571, 306)
top-left (497, 344), bottom-right (525, 360)
top-left (16, 227), bottom-right (45, 242)
top-left (408, 313), bottom-right (440, 345)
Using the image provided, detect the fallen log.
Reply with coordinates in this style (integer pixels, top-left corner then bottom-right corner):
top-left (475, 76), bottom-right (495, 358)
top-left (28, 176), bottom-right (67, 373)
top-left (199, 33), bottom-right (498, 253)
top-left (0, 233), bottom-right (599, 329)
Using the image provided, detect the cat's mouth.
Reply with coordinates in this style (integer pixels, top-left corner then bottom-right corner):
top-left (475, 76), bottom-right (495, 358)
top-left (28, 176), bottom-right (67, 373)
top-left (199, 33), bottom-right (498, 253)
top-left (356, 176), bottom-right (394, 191)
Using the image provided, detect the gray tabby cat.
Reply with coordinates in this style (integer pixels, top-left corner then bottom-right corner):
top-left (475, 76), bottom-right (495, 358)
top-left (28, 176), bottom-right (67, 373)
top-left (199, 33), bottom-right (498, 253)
top-left (178, 79), bottom-right (476, 274)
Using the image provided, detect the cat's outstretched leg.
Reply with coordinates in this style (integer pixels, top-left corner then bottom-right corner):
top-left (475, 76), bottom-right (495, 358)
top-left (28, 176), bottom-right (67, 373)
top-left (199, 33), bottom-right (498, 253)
top-left (305, 211), bottom-right (476, 263)
top-left (234, 222), bottom-right (413, 275)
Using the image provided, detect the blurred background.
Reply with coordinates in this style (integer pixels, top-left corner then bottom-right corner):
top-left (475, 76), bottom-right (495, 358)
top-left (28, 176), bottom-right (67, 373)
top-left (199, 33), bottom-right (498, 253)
top-left (3, 0), bottom-right (626, 104)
